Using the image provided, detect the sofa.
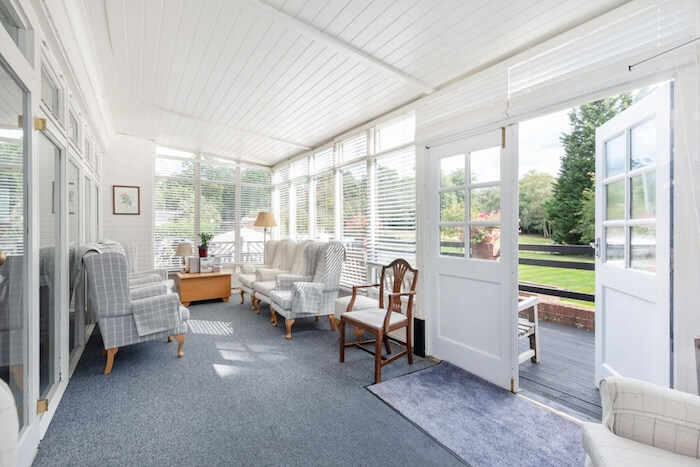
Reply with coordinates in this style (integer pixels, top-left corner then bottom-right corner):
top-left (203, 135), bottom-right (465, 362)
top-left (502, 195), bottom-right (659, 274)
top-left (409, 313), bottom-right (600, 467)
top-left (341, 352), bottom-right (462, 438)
top-left (582, 376), bottom-right (700, 466)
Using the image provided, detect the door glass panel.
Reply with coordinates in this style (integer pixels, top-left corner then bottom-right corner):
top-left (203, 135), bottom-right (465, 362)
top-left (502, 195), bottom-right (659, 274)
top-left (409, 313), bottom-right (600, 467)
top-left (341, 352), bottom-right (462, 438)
top-left (68, 161), bottom-right (79, 353)
top-left (469, 225), bottom-right (500, 261)
top-left (630, 118), bottom-right (656, 169)
top-left (440, 190), bottom-right (464, 222)
top-left (38, 135), bottom-right (60, 398)
top-left (605, 134), bottom-right (625, 178)
top-left (470, 187), bottom-right (500, 221)
top-left (92, 183), bottom-right (99, 241)
top-left (631, 172), bottom-right (656, 219)
top-left (84, 176), bottom-right (91, 242)
top-left (440, 154), bottom-right (464, 188)
top-left (605, 181), bottom-right (625, 220)
top-left (604, 226), bottom-right (625, 266)
top-left (630, 226), bottom-right (656, 272)
top-left (470, 147), bottom-right (500, 183)
top-left (440, 226), bottom-right (464, 257)
top-left (41, 68), bottom-right (60, 119)
top-left (0, 63), bottom-right (27, 429)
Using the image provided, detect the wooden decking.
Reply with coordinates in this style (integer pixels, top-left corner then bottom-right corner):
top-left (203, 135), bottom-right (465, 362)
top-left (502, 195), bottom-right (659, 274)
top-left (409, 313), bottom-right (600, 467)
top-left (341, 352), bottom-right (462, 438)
top-left (519, 320), bottom-right (602, 422)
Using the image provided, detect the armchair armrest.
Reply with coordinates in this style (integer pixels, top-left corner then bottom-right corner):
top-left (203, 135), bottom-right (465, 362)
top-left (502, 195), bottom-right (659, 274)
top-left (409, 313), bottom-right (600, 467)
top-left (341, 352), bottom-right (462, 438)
top-left (132, 269), bottom-right (167, 281)
top-left (347, 283), bottom-right (380, 311)
top-left (276, 274), bottom-right (313, 291)
top-left (290, 281), bottom-right (323, 315)
top-left (256, 268), bottom-right (286, 282)
top-left (130, 283), bottom-right (168, 301)
top-left (129, 274), bottom-right (163, 288)
top-left (241, 264), bottom-right (261, 274)
top-left (600, 376), bottom-right (700, 456)
top-left (131, 293), bottom-right (182, 337)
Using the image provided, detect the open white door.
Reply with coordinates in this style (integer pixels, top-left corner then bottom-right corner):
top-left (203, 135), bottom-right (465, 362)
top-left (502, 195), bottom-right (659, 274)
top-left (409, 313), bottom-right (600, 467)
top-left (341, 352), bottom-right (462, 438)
top-left (427, 127), bottom-right (519, 391)
top-left (594, 83), bottom-right (672, 387)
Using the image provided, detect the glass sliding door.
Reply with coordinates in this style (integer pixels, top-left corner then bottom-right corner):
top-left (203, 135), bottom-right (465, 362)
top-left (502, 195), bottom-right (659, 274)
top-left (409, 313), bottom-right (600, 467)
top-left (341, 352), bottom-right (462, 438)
top-left (68, 160), bottom-right (79, 353)
top-left (38, 134), bottom-right (61, 399)
top-left (0, 60), bottom-right (28, 432)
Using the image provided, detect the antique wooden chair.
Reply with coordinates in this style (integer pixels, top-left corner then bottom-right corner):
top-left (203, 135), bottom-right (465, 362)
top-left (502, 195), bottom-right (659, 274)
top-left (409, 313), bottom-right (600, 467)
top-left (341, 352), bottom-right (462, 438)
top-left (339, 259), bottom-right (417, 383)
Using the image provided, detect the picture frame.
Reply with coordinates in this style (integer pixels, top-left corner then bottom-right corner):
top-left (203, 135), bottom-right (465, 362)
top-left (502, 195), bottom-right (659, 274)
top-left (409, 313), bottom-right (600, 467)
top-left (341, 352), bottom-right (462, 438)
top-left (112, 185), bottom-right (140, 215)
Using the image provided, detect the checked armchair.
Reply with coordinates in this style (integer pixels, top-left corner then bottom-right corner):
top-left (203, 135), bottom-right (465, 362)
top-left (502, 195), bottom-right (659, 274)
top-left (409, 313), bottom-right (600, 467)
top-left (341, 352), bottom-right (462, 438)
top-left (340, 259), bottom-right (418, 384)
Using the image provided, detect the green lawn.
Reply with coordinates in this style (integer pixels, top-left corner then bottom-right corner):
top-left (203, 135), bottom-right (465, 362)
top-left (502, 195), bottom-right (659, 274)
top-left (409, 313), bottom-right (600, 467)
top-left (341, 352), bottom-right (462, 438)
top-left (518, 234), bottom-right (554, 245)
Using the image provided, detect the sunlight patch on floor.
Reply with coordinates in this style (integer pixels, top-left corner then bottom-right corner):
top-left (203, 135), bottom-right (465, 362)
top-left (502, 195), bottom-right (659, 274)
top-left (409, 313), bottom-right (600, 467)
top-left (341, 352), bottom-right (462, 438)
top-left (188, 319), bottom-right (234, 336)
top-left (212, 363), bottom-right (242, 378)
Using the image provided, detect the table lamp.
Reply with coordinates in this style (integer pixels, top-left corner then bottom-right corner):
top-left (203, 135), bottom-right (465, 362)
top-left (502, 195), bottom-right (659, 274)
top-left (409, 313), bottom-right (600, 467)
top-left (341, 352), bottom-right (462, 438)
top-left (254, 211), bottom-right (277, 243)
top-left (175, 242), bottom-right (193, 272)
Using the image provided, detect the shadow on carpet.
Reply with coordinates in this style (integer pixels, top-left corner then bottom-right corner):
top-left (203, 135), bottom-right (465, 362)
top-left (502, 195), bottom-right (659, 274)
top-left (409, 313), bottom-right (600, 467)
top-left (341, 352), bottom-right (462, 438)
top-left (367, 362), bottom-right (585, 467)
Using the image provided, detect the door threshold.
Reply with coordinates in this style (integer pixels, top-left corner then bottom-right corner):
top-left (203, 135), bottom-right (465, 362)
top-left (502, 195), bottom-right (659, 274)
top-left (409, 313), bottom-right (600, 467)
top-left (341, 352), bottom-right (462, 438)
top-left (518, 387), bottom-right (600, 423)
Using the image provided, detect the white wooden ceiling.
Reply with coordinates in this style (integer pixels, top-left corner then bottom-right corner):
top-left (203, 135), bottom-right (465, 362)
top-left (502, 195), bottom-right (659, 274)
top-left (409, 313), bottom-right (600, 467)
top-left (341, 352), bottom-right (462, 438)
top-left (78, 0), bottom-right (628, 166)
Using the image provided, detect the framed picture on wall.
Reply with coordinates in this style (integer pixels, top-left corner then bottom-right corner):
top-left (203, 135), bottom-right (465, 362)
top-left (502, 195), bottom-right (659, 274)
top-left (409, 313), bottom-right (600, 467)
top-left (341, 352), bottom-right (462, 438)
top-left (112, 185), bottom-right (140, 215)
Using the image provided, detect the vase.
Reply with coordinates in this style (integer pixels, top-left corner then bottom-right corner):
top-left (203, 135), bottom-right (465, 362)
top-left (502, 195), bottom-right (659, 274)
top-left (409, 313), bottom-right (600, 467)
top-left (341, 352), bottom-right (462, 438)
top-left (198, 246), bottom-right (208, 258)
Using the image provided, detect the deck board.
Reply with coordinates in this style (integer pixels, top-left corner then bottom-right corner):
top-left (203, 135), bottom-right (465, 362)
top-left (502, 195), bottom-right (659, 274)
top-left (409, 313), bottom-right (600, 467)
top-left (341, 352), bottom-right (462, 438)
top-left (519, 320), bottom-right (602, 421)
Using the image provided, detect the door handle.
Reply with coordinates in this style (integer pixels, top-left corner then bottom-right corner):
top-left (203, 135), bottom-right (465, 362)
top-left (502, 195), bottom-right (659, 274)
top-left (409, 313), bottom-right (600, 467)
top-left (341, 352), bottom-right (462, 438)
top-left (589, 238), bottom-right (600, 257)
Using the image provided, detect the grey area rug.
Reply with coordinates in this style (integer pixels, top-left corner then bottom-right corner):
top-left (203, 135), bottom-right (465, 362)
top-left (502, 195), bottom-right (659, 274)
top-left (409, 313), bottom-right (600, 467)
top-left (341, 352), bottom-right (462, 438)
top-left (368, 362), bottom-right (586, 467)
top-left (33, 300), bottom-right (463, 466)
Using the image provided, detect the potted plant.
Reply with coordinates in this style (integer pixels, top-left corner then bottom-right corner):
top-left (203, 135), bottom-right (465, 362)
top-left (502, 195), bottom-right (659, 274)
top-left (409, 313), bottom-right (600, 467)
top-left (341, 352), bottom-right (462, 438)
top-left (470, 211), bottom-right (501, 260)
top-left (199, 232), bottom-right (213, 257)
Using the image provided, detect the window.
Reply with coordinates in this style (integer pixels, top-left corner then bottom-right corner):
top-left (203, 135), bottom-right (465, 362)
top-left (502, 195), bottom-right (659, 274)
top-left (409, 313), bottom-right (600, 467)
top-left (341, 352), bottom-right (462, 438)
top-left (340, 133), bottom-right (367, 163)
top-left (294, 180), bottom-right (309, 239)
top-left (340, 162), bottom-right (368, 287)
top-left (154, 148), bottom-right (271, 268)
top-left (314, 172), bottom-right (334, 240)
top-left (69, 111), bottom-right (79, 147)
top-left (277, 183), bottom-right (289, 239)
top-left (41, 67), bottom-right (61, 119)
top-left (377, 115), bottom-right (415, 152)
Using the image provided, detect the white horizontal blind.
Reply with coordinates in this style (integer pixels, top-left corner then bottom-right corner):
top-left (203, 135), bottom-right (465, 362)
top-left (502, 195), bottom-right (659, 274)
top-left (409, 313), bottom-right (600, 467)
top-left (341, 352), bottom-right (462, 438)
top-left (314, 172), bottom-right (335, 241)
top-left (295, 180), bottom-right (309, 239)
top-left (240, 166), bottom-right (271, 263)
top-left (277, 183), bottom-right (290, 239)
top-left (377, 114), bottom-right (415, 152)
top-left (313, 148), bottom-right (334, 174)
top-left (340, 162), bottom-right (368, 287)
top-left (200, 159), bottom-right (236, 262)
top-left (340, 132), bottom-right (368, 163)
top-left (508, 0), bottom-right (698, 97)
top-left (372, 147), bottom-right (416, 264)
top-left (154, 155), bottom-right (196, 269)
top-left (0, 139), bottom-right (24, 255)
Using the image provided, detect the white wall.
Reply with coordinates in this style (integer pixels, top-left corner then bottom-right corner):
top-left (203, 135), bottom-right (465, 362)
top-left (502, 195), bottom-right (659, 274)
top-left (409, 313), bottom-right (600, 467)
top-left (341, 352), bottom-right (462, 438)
top-left (101, 134), bottom-right (154, 272)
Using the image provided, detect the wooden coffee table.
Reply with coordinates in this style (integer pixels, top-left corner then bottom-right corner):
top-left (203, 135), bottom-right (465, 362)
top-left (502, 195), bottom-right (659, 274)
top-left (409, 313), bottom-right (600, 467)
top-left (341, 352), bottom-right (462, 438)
top-left (176, 271), bottom-right (232, 307)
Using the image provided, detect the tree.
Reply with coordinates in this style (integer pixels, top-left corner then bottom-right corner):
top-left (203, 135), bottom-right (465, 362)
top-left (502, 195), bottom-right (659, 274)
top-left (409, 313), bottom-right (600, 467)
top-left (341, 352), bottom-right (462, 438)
top-left (546, 94), bottom-right (632, 244)
top-left (519, 170), bottom-right (554, 236)
top-left (572, 174), bottom-right (595, 245)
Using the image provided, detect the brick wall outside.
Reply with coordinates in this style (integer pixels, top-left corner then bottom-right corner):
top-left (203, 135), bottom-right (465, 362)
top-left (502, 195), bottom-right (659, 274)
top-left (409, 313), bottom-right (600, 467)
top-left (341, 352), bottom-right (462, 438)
top-left (520, 292), bottom-right (595, 331)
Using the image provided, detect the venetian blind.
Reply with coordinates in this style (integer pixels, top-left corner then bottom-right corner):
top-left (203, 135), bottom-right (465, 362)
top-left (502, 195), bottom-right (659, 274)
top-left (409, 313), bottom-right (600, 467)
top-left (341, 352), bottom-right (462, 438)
top-left (200, 157), bottom-right (236, 262)
top-left (314, 172), bottom-right (335, 240)
top-left (240, 166), bottom-right (271, 263)
top-left (0, 139), bottom-right (24, 255)
top-left (340, 161), bottom-right (368, 287)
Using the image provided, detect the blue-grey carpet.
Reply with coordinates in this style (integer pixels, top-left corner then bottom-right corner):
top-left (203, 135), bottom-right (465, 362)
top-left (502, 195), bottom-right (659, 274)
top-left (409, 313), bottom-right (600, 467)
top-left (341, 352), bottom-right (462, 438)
top-left (368, 362), bottom-right (586, 467)
top-left (33, 300), bottom-right (463, 466)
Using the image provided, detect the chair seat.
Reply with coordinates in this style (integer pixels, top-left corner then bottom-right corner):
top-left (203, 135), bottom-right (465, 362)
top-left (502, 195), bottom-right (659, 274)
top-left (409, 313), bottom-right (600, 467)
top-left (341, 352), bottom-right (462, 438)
top-left (342, 308), bottom-right (407, 330)
top-left (239, 273), bottom-right (255, 288)
top-left (334, 295), bottom-right (379, 317)
top-left (270, 290), bottom-right (293, 311)
top-left (253, 280), bottom-right (275, 297)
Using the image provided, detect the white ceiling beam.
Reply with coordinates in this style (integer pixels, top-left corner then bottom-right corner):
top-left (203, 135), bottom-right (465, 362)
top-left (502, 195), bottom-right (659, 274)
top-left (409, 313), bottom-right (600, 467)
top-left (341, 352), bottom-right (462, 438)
top-left (241, 0), bottom-right (435, 96)
top-left (107, 95), bottom-right (313, 150)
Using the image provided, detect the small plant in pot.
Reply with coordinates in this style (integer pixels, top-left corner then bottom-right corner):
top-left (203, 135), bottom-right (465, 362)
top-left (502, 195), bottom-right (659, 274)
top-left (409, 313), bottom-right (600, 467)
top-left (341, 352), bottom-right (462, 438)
top-left (199, 232), bottom-right (213, 257)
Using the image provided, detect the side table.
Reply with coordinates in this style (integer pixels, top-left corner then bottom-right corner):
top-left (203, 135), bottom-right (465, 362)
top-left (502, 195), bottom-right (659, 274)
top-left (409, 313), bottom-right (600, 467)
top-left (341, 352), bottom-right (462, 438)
top-left (176, 271), bottom-right (232, 306)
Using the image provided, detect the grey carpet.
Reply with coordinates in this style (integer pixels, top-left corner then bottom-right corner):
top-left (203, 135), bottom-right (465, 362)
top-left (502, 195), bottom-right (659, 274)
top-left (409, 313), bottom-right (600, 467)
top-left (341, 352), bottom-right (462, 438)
top-left (33, 300), bottom-right (463, 466)
top-left (368, 362), bottom-right (586, 467)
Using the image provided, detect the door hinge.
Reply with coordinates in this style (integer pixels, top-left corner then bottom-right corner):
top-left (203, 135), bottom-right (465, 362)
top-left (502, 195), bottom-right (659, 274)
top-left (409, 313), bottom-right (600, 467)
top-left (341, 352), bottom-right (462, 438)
top-left (37, 399), bottom-right (48, 414)
top-left (510, 378), bottom-right (515, 393)
top-left (35, 117), bottom-right (47, 131)
top-left (501, 127), bottom-right (506, 148)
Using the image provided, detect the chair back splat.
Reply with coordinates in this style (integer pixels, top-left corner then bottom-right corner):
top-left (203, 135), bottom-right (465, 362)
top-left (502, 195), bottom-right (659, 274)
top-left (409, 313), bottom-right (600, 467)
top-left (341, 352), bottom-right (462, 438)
top-left (380, 259), bottom-right (418, 315)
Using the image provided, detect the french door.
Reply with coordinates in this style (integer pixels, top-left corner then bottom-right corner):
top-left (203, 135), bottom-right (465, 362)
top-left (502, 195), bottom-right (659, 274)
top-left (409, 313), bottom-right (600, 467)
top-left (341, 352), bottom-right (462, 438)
top-left (427, 127), bottom-right (519, 391)
top-left (594, 83), bottom-right (672, 387)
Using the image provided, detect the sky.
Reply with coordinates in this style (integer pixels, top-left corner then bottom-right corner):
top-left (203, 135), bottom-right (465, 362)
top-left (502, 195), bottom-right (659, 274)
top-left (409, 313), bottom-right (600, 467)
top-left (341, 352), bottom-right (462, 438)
top-left (518, 108), bottom-right (572, 178)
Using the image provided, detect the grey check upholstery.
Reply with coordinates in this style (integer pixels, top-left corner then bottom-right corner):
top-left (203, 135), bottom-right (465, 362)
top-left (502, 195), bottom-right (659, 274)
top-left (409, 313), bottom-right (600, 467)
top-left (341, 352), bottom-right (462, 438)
top-left (84, 252), bottom-right (188, 349)
top-left (582, 376), bottom-right (700, 466)
top-left (237, 240), bottom-right (279, 299)
top-left (270, 241), bottom-right (346, 319)
top-left (254, 240), bottom-right (317, 307)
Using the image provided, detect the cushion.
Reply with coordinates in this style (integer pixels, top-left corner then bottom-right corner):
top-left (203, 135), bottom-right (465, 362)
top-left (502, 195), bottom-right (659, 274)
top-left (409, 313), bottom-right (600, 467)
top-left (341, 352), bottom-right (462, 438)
top-left (239, 273), bottom-right (255, 288)
top-left (341, 308), bottom-right (407, 330)
top-left (270, 290), bottom-right (293, 311)
top-left (253, 280), bottom-right (276, 297)
top-left (581, 422), bottom-right (700, 467)
top-left (334, 295), bottom-right (379, 317)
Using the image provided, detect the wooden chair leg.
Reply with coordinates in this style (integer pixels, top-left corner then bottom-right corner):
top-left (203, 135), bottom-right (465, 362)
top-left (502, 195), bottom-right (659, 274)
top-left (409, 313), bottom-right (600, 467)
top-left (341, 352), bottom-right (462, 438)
top-left (167, 336), bottom-right (173, 343)
top-left (240, 290), bottom-right (245, 304)
top-left (339, 320), bottom-right (345, 362)
top-left (104, 348), bottom-right (118, 375)
top-left (314, 316), bottom-right (319, 321)
top-left (353, 326), bottom-right (363, 342)
top-left (174, 333), bottom-right (185, 357)
top-left (406, 323), bottom-right (413, 365)
top-left (256, 299), bottom-right (261, 314)
top-left (374, 332), bottom-right (382, 384)
top-left (383, 335), bottom-right (392, 354)
top-left (328, 314), bottom-right (337, 332)
top-left (251, 296), bottom-right (256, 310)
top-left (285, 319), bottom-right (295, 339)
top-left (270, 308), bottom-right (278, 327)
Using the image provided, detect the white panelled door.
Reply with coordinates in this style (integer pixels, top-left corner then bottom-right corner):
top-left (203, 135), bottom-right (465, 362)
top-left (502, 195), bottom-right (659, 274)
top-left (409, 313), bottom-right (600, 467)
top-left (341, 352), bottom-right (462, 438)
top-left (594, 83), bottom-right (672, 387)
top-left (427, 127), bottom-right (519, 391)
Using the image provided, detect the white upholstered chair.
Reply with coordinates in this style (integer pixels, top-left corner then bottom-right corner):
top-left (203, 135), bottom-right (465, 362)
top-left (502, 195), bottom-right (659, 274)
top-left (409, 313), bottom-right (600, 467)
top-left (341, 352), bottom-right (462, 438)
top-left (0, 379), bottom-right (18, 467)
top-left (582, 376), bottom-right (700, 466)
top-left (237, 240), bottom-right (279, 308)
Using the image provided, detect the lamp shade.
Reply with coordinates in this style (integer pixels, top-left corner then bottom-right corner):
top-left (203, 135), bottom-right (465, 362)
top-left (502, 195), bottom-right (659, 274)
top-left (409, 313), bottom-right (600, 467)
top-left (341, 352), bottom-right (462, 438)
top-left (254, 211), bottom-right (277, 228)
top-left (175, 242), bottom-right (193, 257)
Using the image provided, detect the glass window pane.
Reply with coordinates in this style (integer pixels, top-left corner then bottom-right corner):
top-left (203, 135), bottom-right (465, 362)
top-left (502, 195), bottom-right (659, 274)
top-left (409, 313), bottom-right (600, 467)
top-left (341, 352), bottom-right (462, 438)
top-left (630, 225), bottom-right (656, 272)
top-left (630, 118), bottom-right (656, 169)
top-left (377, 114), bottom-right (415, 152)
top-left (41, 68), bottom-right (60, 118)
top-left (605, 134), bottom-right (625, 178)
top-left (440, 154), bottom-right (464, 188)
top-left (154, 178), bottom-right (195, 268)
top-left (315, 173), bottom-right (334, 240)
top-left (631, 172), bottom-right (655, 220)
top-left (470, 147), bottom-right (500, 183)
top-left (201, 181), bottom-right (235, 262)
top-left (470, 187), bottom-right (500, 221)
top-left (604, 226), bottom-right (624, 266)
top-left (440, 226), bottom-right (464, 257)
top-left (470, 225), bottom-right (501, 261)
top-left (295, 181), bottom-right (309, 239)
top-left (440, 190), bottom-right (464, 222)
top-left (605, 180), bottom-right (625, 220)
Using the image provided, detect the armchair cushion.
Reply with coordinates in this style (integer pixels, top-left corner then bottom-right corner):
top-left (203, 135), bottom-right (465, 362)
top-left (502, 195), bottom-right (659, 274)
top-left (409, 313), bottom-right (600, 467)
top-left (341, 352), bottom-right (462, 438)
top-left (342, 308), bottom-right (407, 330)
top-left (239, 273), bottom-right (256, 289)
top-left (130, 273), bottom-right (164, 288)
top-left (256, 268), bottom-right (287, 282)
top-left (269, 290), bottom-right (293, 310)
top-left (131, 293), bottom-right (182, 337)
top-left (131, 283), bottom-right (168, 301)
top-left (253, 281), bottom-right (276, 298)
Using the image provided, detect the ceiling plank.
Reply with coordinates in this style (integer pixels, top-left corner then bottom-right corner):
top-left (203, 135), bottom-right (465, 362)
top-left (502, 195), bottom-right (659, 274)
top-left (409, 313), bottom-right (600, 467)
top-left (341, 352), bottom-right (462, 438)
top-left (240, 0), bottom-right (435, 96)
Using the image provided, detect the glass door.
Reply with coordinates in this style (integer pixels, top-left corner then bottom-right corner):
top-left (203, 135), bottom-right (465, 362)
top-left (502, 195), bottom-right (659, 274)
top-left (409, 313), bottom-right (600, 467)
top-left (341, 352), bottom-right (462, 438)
top-left (68, 160), bottom-right (79, 354)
